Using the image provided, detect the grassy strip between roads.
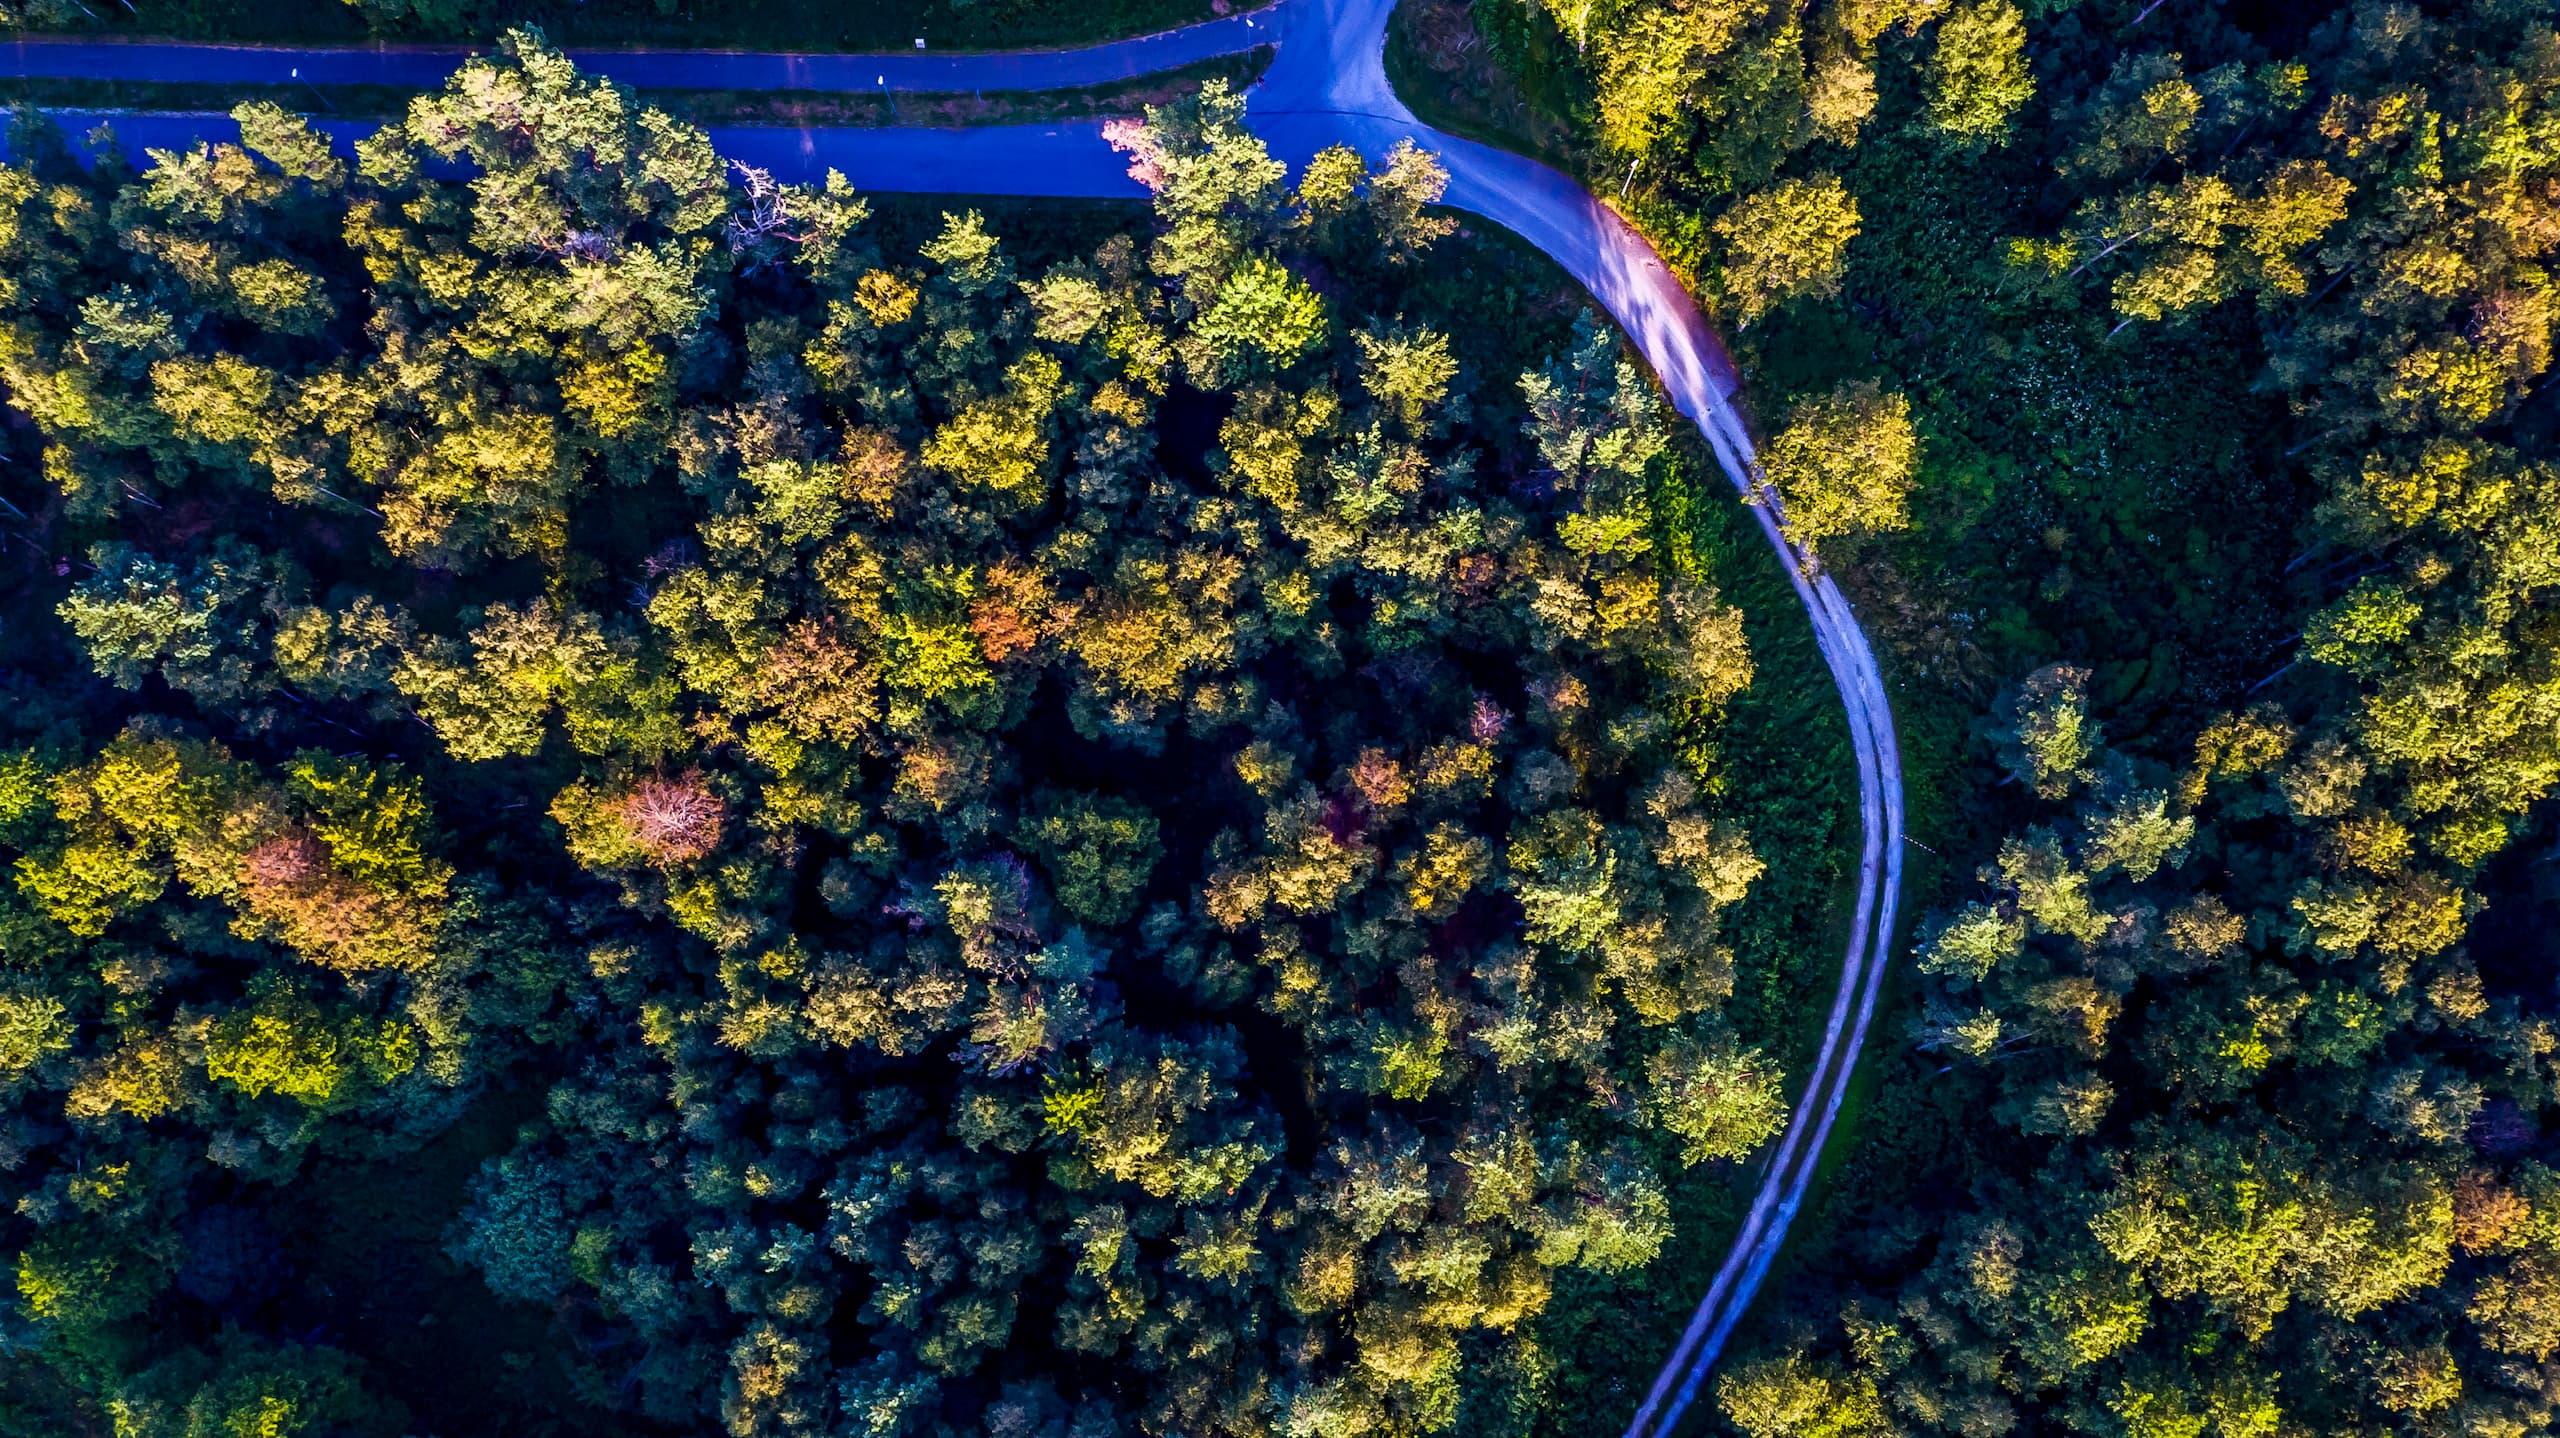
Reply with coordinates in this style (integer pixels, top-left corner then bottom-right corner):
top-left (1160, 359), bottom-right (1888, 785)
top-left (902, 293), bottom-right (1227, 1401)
top-left (0, 48), bottom-right (1269, 126)
top-left (1382, 0), bottom-right (1585, 185)
top-left (4, 0), bottom-right (1245, 55)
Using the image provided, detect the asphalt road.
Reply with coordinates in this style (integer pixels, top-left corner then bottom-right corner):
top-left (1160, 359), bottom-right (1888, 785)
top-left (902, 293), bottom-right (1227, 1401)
top-left (0, 5), bottom-right (1907, 1431)
top-left (2, 0), bottom-right (1303, 92)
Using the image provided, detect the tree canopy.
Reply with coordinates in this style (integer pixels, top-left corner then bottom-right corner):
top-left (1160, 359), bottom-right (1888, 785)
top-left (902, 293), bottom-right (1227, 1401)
top-left (0, 49), bottom-right (1786, 1438)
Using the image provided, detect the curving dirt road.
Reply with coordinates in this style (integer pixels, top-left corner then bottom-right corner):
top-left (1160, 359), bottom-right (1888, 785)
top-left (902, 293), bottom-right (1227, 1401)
top-left (1, 6), bottom-right (1905, 1432)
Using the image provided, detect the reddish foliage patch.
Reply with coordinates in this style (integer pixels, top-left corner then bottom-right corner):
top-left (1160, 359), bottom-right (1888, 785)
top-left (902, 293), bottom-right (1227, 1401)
top-left (747, 620), bottom-right (878, 742)
top-left (237, 830), bottom-right (421, 970)
top-left (240, 832), bottom-right (328, 890)
top-left (1349, 748), bottom-right (1412, 814)
top-left (620, 775), bottom-right (728, 865)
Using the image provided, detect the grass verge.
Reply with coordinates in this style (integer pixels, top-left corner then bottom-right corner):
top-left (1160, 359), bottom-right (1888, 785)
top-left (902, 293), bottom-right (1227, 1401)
top-left (1382, 0), bottom-right (1585, 176)
top-left (5, 0), bottom-right (1247, 55)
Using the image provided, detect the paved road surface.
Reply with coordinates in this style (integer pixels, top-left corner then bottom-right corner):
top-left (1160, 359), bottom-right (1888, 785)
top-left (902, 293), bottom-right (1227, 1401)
top-left (1, 6), bottom-right (1907, 1432)
top-left (2, 0), bottom-right (1301, 92)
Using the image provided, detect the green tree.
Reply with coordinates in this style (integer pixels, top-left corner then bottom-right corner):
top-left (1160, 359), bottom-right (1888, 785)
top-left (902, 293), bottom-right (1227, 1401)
top-left (203, 990), bottom-right (419, 1112)
top-left (1716, 175), bottom-right (1862, 324)
top-left (0, 986), bottom-right (71, 1092)
top-left (1015, 791), bottom-right (1164, 928)
top-left (1368, 140), bottom-right (1461, 265)
top-left (1992, 664), bottom-right (2100, 799)
top-left (1719, 1353), bottom-right (1892, 1438)
top-left (1646, 1033), bottom-right (1788, 1163)
top-left (59, 541), bottom-right (285, 707)
top-left (1753, 380), bottom-right (1918, 553)
top-left (1925, 0), bottom-right (2033, 145)
top-left (1107, 78), bottom-right (1285, 306)
top-left (1192, 255), bottom-right (1331, 385)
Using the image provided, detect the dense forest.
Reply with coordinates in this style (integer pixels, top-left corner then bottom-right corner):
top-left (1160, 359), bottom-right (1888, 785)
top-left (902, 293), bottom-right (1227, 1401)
top-left (0, 0), bottom-right (2555, 1428)
top-left (0, 39), bottom-right (1845, 1438)
top-left (1440, 0), bottom-right (2560, 1429)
